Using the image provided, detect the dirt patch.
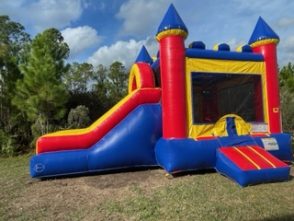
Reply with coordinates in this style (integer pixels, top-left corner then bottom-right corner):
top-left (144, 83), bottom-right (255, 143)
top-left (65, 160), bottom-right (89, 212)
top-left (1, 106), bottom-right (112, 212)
top-left (83, 168), bottom-right (164, 189)
top-left (290, 166), bottom-right (294, 176)
top-left (10, 168), bottom-right (171, 220)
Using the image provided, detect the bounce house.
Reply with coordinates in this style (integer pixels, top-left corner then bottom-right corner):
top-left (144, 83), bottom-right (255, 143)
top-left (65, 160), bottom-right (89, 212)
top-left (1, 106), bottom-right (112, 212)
top-left (30, 5), bottom-right (293, 186)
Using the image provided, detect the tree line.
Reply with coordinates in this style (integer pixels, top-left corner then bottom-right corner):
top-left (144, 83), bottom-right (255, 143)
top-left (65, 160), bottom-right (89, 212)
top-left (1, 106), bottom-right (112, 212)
top-left (1, 16), bottom-right (294, 156)
top-left (279, 63), bottom-right (294, 133)
top-left (0, 16), bottom-right (128, 156)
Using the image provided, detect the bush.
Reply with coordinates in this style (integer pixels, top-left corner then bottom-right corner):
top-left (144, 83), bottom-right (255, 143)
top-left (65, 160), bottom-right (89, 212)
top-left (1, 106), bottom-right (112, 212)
top-left (31, 115), bottom-right (55, 147)
top-left (280, 87), bottom-right (294, 134)
top-left (0, 130), bottom-right (17, 157)
top-left (67, 105), bottom-right (90, 129)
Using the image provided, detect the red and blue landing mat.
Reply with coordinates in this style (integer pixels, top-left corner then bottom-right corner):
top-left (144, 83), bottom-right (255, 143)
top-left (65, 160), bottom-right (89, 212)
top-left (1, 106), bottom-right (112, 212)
top-left (216, 145), bottom-right (290, 187)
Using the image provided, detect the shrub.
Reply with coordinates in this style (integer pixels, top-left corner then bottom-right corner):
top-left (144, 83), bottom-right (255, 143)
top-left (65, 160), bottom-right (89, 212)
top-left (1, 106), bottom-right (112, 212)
top-left (280, 87), bottom-right (294, 134)
top-left (0, 130), bottom-right (17, 157)
top-left (67, 105), bottom-right (90, 129)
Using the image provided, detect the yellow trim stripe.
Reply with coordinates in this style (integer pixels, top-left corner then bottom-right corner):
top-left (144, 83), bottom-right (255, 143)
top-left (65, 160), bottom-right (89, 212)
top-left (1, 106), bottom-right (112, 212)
top-left (250, 38), bottom-right (279, 48)
top-left (128, 64), bottom-right (141, 94)
top-left (247, 146), bottom-right (276, 168)
top-left (156, 29), bottom-right (187, 41)
top-left (234, 147), bottom-right (261, 170)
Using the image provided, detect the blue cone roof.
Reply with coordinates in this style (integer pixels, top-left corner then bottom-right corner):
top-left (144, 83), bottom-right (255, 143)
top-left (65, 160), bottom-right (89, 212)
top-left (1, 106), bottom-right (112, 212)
top-left (135, 46), bottom-right (153, 65)
top-left (156, 4), bottom-right (188, 35)
top-left (248, 17), bottom-right (279, 45)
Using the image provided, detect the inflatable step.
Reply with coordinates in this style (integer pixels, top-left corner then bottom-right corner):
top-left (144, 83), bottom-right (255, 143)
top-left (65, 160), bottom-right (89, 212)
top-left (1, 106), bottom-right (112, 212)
top-left (216, 145), bottom-right (290, 186)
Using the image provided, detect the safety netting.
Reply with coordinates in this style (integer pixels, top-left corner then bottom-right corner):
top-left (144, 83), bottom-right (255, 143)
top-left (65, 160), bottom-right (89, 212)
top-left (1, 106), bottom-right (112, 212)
top-left (191, 72), bottom-right (264, 124)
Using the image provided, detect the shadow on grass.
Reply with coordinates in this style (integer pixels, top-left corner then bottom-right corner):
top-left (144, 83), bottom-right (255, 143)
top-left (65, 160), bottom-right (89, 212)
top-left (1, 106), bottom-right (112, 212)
top-left (255, 213), bottom-right (294, 221)
top-left (39, 166), bottom-right (161, 181)
top-left (170, 168), bottom-right (216, 178)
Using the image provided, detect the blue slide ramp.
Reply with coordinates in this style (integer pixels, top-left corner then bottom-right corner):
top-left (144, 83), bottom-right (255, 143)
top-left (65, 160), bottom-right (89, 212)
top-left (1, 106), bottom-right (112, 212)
top-left (30, 104), bottom-right (162, 178)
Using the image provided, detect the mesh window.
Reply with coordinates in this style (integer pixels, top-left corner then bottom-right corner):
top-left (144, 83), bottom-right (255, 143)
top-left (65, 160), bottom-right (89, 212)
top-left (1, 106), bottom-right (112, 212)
top-left (191, 72), bottom-right (263, 124)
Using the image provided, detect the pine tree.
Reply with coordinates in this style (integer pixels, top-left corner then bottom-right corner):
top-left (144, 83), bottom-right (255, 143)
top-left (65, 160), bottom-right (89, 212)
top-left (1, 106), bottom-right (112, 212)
top-left (0, 16), bottom-right (31, 155)
top-left (0, 16), bottom-right (30, 127)
top-left (64, 62), bottom-right (95, 94)
top-left (107, 61), bottom-right (128, 104)
top-left (94, 64), bottom-right (109, 110)
top-left (13, 28), bottom-right (69, 137)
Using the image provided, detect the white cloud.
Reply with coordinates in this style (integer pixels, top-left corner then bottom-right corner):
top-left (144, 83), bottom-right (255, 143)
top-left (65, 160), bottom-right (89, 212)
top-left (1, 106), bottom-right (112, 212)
top-left (116, 0), bottom-right (171, 36)
top-left (277, 17), bottom-right (294, 28)
top-left (281, 36), bottom-right (294, 52)
top-left (61, 26), bottom-right (101, 58)
top-left (233, 0), bottom-right (284, 14)
top-left (278, 36), bottom-right (294, 65)
top-left (87, 37), bottom-right (158, 68)
top-left (0, 0), bottom-right (84, 32)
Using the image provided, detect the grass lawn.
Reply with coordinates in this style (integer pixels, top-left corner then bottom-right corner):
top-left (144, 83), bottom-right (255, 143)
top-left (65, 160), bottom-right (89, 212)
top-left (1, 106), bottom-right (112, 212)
top-left (0, 154), bottom-right (294, 221)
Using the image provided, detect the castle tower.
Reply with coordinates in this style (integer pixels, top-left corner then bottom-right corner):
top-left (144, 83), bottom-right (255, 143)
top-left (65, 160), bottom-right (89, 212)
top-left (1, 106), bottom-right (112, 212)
top-left (135, 45), bottom-right (153, 65)
top-left (249, 17), bottom-right (281, 133)
top-left (156, 4), bottom-right (188, 138)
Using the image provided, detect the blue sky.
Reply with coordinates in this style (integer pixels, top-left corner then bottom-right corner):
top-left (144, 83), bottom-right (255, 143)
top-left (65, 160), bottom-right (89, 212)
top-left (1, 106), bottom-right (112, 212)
top-left (1, 0), bottom-right (294, 67)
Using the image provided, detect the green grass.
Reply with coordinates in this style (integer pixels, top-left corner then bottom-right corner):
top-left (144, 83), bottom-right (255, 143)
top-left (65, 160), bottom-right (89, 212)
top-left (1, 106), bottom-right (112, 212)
top-left (101, 173), bottom-right (294, 221)
top-left (0, 154), bottom-right (294, 221)
top-left (0, 154), bottom-right (32, 220)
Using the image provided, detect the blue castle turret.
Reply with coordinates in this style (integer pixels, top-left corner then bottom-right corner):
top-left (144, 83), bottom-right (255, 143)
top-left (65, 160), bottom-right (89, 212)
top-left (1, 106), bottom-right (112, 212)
top-left (135, 46), bottom-right (153, 65)
top-left (156, 4), bottom-right (188, 41)
top-left (248, 17), bottom-right (279, 47)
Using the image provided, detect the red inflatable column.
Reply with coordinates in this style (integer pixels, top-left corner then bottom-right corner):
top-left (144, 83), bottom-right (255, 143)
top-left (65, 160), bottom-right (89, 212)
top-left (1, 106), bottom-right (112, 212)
top-left (158, 35), bottom-right (187, 138)
top-left (156, 4), bottom-right (188, 138)
top-left (252, 43), bottom-right (281, 133)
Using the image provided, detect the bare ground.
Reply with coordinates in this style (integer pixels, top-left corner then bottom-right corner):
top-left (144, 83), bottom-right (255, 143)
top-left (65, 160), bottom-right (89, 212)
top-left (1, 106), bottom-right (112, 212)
top-left (7, 167), bottom-right (173, 220)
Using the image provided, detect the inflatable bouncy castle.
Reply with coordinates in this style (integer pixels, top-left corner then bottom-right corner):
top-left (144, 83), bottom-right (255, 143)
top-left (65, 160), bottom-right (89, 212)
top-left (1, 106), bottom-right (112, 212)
top-left (30, 5), bottom-right (293, 186)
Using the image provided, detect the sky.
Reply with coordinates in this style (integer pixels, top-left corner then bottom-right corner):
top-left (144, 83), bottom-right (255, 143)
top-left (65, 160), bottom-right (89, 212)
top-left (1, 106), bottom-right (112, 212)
top-left (1, 0), bottom-right (294, 68)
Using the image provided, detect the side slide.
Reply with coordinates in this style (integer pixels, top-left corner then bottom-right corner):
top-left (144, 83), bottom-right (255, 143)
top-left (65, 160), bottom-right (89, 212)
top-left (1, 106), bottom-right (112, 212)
top-left (36, 88), bottom-right (161, 154)
top-left (30, 61), bottom-right (162, 178)
top-left (30, 103), bottom-right (162, 178)
top-left (216, 145), bottom-right (290, 186)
